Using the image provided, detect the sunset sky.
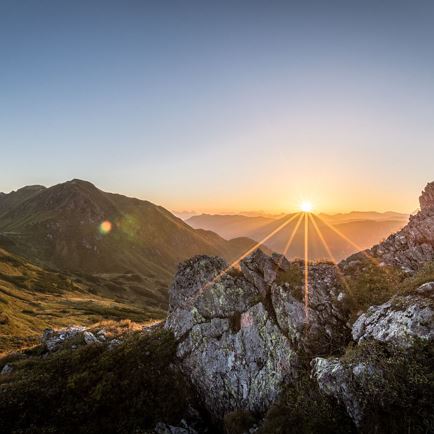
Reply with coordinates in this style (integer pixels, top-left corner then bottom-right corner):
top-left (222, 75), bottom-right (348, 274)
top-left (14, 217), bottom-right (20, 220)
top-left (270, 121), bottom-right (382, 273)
top-left (1, 1), bottom-right (434, 214)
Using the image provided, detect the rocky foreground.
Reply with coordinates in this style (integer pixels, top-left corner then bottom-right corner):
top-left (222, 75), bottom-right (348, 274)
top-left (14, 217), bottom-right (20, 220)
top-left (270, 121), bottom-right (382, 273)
top-left (1, 184), bottom-right (434, 433)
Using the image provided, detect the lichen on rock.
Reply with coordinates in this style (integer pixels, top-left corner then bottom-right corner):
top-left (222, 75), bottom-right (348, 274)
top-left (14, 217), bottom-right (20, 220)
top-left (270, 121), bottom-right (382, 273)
top-left (165, 251), bottom-right (350, 418)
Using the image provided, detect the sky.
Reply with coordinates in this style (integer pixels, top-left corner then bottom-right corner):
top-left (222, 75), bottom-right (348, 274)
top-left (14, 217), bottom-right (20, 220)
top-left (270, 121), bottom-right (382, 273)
top-left (1, 0), bottom-right (434, 214)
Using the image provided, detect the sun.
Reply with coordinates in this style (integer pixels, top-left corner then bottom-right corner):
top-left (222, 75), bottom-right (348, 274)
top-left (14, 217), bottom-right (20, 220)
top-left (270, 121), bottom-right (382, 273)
top-left (300, 201), bottom-right (314, 213)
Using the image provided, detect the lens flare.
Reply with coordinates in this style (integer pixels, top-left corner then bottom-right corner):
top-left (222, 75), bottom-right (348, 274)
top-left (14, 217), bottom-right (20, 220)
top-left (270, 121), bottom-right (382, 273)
top-left (99, 220), bottom-right (112, 235)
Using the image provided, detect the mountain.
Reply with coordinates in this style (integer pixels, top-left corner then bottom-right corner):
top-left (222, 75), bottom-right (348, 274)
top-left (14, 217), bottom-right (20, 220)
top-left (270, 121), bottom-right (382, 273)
top-left (344, 181), bottom-right (434, 273)
top-left (319, 211), bottom-right (409, 224)
top-left (186, 213), bottom-right (276, 239)
top-left (0, 180), bottom-right (264, 319)
top-left (187, 212), bottom-right (409, 261)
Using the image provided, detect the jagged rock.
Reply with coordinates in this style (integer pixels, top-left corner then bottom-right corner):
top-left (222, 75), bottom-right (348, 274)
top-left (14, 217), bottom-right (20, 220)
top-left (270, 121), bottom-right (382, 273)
top-left (340, 182), bottom-right (434, 274)
top-left (419, 182), bottom-right (434, 211)
top-left (165, 252), bottom-right (350, 417)
top-left (42, 326), bottom-right (86, 352)
top-left (312, 284), bottom-right (434, 428)
top-left (416, 281), bottom-right (434, 294)
top-left (352, 284), bottom-right (434, 348)
top-left (312, 358), bottom-right (371, 427)
top-left (240, 249), bottom-right (289, 298)
top-left (1, 364), bottom-right (13, 375)
top-left (83, 331), bottom-right (99, 345)
top-left (108, 338), bottom-right (122, 350)
top-left (272, 263), bottom-right (350, 355)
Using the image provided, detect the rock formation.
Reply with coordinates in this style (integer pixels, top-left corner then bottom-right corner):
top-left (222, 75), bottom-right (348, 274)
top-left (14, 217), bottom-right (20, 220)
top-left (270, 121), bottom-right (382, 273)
top-left (342, 182), bottom-right (434, 273)
top-left (165, 182), bottom-right (434, 429)
top-left (352, 282), bottom-right (434, 348)
top-left (419, 182), bottom-right (434, 211)
top-left (165, 250), bottom-right (350, 417)
top-left (312, 281), bottom-right (434, 427)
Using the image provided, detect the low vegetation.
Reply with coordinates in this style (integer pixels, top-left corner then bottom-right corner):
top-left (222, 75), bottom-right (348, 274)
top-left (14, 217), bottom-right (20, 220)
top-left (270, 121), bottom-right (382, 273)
top-left (342, 259), bottom-right (403, 315)
top-left (343, 258), bottom-right (434, 316)
top-left (0, 329), bottom-right (196, 434)
top-left (258, 372), bottom-right (355, 434)
top-left (342, 339), bottom-right (434, 433)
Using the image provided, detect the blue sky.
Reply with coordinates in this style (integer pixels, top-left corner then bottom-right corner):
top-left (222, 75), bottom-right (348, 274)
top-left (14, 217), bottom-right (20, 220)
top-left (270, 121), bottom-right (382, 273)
top-left (1, 1), bottom-right (434, 213)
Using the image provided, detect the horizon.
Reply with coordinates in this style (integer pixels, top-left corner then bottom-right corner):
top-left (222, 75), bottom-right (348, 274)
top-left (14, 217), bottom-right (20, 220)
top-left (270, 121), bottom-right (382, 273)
top-left (2, 1), bottom-right (434, 213)
top-left (0, 177), bottom-right (419, 216)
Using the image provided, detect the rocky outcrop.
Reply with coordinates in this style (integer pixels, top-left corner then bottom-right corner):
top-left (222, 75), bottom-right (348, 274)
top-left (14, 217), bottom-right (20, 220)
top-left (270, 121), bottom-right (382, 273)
top-left (312, 357), bottom-right (368, 427)
top-left (341, 182), bottom-right (434, 274)
top-left (165, 250), bottom-right (350, 418)
top-left (42, 326), bottom-right (87, 352)
top-left (42, 326), bottom-right (124, 352)
top-left (352, 283), bottom-right (434, 348)
top-left (272, 263), bottom-right (350, 355)
top-left (312, 282), bottom-right (434, 427)
top-left (419, 182), bottom-right (434, 211)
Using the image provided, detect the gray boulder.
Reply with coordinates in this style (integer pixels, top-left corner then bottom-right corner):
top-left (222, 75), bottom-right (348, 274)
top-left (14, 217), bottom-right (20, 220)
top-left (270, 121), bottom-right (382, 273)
top-left (352, 285), bottom-right (434, 348)
top-left (272, 263), bottom-right (350, 355)
top-left (1, 364), bottom-right (13, 375)
top-left (165, 252), bottom-right (350, 418)
top-left (312, 357), bottom-right (374, 427)
top-left (312, 283), bottom-right (434, 427)
top-left (42, 326), bottom-right (86, 352)
top-left (83, 331), bottom-right (99, 345)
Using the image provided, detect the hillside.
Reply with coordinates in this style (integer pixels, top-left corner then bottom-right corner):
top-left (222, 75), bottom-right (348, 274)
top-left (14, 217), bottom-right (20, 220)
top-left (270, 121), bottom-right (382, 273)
top-left (0, 247), bottom-right (163, 353)
top-left (0, 180), bottom-right (262, 297)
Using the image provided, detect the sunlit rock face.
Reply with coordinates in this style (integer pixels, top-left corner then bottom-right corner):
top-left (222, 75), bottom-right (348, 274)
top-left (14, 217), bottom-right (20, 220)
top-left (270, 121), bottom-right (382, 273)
top-left (165, 250), bottom-right (350, 417)
top-left (342, 182), bottom-right (434, 274)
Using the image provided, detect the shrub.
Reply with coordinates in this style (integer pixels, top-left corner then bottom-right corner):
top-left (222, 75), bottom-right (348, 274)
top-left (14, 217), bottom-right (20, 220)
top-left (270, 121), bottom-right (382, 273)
top-left (344, 259), bottom-right (403, 315)
top-left (258, 372), bottom-right (355, 434)
top-left (341, 339), bottom-right (434, 433)
top-left (0, 329), bottom-right (195, 434)
top-left (400, 261), bottom-right (434, 294)
top-left (223, 409), bottom-right (257, 434)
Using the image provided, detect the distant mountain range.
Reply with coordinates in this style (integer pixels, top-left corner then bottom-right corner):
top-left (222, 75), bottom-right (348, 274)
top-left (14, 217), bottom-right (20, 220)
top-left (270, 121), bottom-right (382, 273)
top-left (187, 211), bottom-right (409, 261)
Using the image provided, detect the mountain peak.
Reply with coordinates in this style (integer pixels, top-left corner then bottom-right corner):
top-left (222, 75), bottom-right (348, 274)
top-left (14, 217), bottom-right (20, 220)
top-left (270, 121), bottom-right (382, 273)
top-left (62, 179), bottom-right (98, 191)
top-left (17, 185), bottom-right (46, 192)
top-left (419, 182), bottom-right (434, 211)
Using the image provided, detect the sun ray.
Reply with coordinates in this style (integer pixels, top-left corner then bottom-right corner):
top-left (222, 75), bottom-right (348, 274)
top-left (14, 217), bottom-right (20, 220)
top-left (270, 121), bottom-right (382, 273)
top-left (309, 214), bottom-right (353, 295)
top-left (314, 213), bottom-right (381, 267)
top-left (203, 212), bottom-right (302, 291)
top-left (278, 213), bottom-right (304, 262)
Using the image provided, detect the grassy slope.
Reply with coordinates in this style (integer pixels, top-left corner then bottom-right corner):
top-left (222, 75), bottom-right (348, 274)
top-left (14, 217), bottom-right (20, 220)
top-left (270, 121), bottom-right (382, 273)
top-left (0, 248), bottom-right (165, 354)
top-left (0, 180), bottom-right (266, 313)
